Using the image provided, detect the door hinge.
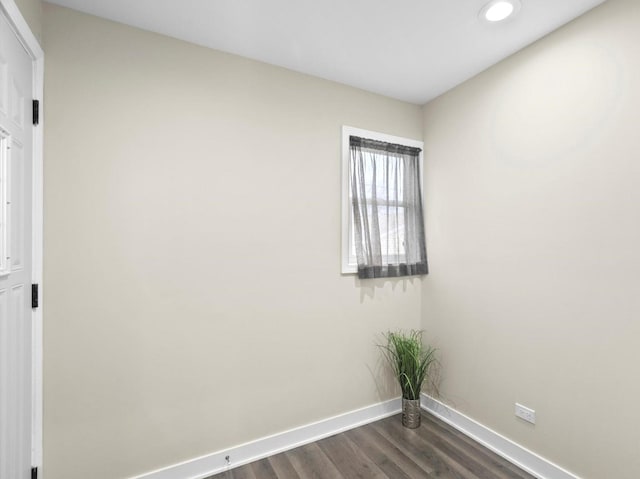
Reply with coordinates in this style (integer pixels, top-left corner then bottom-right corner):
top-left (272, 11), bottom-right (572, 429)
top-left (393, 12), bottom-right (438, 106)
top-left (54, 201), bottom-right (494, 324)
top-left (32, 283), bottom-right (39, 309)
top-left (32, 99), bottom-right (39, 126)
top-left (31, 467), bottom-right (38, 479)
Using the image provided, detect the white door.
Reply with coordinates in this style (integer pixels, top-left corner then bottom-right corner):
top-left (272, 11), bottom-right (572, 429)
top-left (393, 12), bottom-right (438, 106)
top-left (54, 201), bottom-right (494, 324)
top-left (0, 9), bottom-right (33, 479)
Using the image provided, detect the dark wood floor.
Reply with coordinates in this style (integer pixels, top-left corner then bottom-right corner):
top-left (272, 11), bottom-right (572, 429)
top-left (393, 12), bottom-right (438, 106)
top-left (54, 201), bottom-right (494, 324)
top-left (209, 412), bottom-right (536, 479)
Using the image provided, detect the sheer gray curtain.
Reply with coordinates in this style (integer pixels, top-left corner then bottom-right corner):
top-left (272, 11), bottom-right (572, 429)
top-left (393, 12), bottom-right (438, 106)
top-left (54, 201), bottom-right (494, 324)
top-left (350, 136), bottom-right (428, 279)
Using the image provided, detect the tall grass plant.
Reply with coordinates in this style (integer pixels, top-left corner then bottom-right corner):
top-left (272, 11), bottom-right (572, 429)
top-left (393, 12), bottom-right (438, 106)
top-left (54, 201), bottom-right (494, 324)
top-left (380, 330), bottom-right (437, 401)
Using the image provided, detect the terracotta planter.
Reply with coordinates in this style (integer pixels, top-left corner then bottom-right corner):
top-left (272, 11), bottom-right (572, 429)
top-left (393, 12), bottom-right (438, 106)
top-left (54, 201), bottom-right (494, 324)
top-left (402, 398), bottom-right (421, 428)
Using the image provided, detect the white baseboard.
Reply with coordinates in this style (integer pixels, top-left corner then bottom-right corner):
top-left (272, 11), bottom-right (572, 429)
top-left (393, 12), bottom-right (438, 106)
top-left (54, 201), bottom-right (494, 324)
top-left (129, 398), bottom-right (401, 479)
top-left (131, 394), bottom-right (582, 479)
top-left (421, 394), bottom-right (582, 479)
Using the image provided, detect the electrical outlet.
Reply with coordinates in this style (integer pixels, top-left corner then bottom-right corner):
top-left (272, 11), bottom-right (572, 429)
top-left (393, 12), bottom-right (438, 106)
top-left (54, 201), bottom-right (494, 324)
top-left (515, 403), bottom-right (536, 424)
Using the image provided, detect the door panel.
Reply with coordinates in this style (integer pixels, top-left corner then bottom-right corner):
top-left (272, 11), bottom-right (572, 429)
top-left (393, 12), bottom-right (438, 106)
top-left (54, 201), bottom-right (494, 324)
top-left (0, 9), bottom-right (33, 479)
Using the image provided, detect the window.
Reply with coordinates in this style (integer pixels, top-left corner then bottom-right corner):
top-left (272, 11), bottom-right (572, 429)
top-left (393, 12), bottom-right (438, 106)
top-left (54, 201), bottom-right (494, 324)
top-left (341, 126), bottom-right (428, 278)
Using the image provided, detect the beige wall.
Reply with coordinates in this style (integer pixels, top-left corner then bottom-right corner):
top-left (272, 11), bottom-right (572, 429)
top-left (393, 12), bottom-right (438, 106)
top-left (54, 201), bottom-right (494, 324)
top-left (422, 0), bottom-right (640, 478)
top-left (43, 0), bottom-right (640, 478)
top-left (15, 0), bottom-right (41, 41)
top-left (42, 4), bottom-right (423, 479)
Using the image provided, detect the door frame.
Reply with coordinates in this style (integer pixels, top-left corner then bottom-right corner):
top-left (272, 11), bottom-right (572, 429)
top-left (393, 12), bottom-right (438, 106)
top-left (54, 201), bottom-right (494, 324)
top-left (0, 0), bottom-right (44, 474)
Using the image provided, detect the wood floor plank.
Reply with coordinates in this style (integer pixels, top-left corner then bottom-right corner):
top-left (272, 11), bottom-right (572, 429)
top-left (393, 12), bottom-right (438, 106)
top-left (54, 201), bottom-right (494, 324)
top-left (250, 458), bottom-right (279, 479)
top-left (411, 416), bottom-right (507, 479)
top-left (221, 463), bottom-right (257, 479)
top-left (344, 425), bottom-right (428, 479)
top-left (285, 442), bottom-right (344, 479)
top-left (375, 416), bottom-right (472, 479)
top-left (316, 432), bottom-right (388, 479)
top-left (267, 454), bottom-right (301, 479)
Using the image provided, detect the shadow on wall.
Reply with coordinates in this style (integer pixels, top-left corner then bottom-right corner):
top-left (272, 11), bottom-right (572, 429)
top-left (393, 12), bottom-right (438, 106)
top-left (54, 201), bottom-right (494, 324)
top-left (355, 276), bottom-right (420, 302)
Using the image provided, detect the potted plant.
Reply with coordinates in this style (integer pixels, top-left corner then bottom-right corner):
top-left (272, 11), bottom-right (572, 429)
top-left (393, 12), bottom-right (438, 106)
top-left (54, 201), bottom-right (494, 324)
top-left (380, 330), bottom-right (438, 429)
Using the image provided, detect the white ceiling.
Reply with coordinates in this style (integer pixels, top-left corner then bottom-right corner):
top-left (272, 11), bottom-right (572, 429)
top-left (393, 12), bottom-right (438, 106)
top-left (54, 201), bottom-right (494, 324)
top-left (46, 0), bottom-right (607, 104)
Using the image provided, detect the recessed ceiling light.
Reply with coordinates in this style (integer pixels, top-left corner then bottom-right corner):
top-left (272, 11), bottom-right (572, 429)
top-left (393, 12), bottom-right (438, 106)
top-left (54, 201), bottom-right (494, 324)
top-left (480, 0), bottom-right (521, 23)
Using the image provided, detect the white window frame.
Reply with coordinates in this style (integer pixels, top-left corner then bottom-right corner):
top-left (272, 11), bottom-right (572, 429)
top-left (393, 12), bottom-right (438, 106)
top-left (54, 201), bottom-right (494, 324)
top-left (341, 125), bottom-right (424, 274)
